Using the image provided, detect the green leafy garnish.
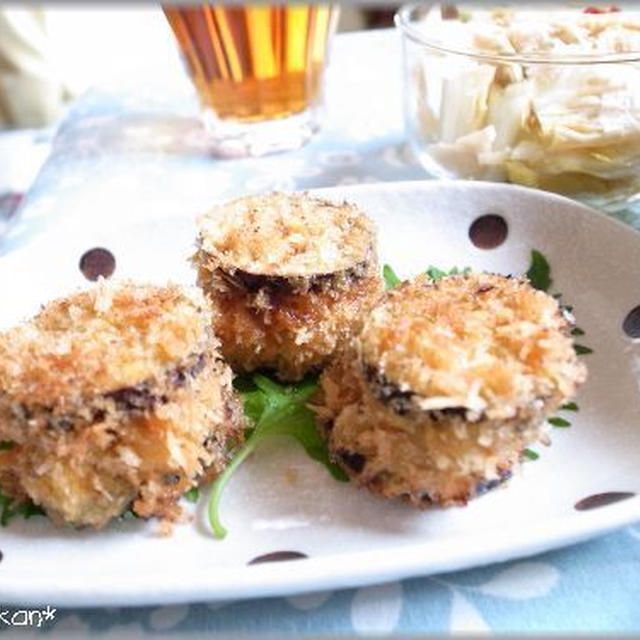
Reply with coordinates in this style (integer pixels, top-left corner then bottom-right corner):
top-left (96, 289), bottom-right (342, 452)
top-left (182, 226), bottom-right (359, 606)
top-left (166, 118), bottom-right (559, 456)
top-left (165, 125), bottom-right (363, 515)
top-left (548, 416), bottom-right (571, 428)
top-left (0, 489), bottom-right (45, 526)
top-left (574, 344), bottom-right (593, 355)
top-left (208, 373), bottom-right (347, 539)
top-left (523, 448), bottom-right (539, 461)
top-left (121, 508), bottom-right (139, 521)
top-left (0, 441), bottom-right (14, 451)
top-left (526, 250), bottom-right (551, 292)
top-left (383, 264), bottom-right (472, 290)
top-left (526, 251), bottom-right (592, 354)
top-left (184, 487), bottom-right (200, 503)
top-left (425, 266), bottom-right (448, 281)
top-left (425, 265), bottom-right (470, 281)
top-left (20, 501), bottom-right (45, 520)
top-left (561, 402), bottom-right (579, 412)
top-left (383, 264), bottom-right (401, 290)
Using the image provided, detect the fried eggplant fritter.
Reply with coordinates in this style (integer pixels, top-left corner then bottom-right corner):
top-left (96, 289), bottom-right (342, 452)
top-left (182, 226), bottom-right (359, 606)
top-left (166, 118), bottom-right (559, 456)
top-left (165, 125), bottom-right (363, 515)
top-left (193, 192), bottom-right (384, 381)
top-left (315, 272), bottom-right (587, 507)
top-left (0, 282), bottom-right (244, 528)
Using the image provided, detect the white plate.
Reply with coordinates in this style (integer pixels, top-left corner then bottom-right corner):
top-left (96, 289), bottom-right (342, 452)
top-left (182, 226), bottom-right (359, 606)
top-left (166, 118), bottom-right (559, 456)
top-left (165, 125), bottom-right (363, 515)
top-left (1, 181), bottom-right (639, 608)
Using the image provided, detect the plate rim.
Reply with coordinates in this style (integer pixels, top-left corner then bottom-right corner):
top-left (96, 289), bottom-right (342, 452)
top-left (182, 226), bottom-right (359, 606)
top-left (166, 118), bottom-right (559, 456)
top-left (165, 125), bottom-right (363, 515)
top-left (2, 497), bottom-right (639, 608)
top-left (314, 178), bottom-right (640, 242)
top-left (1, 179), bottom-right (639, 608)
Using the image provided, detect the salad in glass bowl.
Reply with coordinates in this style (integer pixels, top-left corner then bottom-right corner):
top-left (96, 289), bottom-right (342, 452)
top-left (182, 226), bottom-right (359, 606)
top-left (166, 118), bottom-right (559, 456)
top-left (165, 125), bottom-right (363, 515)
top-left (396, 4), bottom-right (640, 212)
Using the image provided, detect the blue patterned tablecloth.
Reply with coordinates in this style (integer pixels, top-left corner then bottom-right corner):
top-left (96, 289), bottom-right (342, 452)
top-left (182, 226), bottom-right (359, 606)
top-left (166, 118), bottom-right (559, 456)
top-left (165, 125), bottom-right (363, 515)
top-left (2, 28), bottom-right (640, 637)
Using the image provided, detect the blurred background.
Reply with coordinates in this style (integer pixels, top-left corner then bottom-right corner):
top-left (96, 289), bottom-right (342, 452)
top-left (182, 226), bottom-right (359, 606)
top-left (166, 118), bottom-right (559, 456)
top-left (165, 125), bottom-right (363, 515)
top-left (0, 6), bottom-right (398, 130)
top-left (0, 5), bottom-right (398, 223)
top-left (8, 4), bottom-right (638, 227)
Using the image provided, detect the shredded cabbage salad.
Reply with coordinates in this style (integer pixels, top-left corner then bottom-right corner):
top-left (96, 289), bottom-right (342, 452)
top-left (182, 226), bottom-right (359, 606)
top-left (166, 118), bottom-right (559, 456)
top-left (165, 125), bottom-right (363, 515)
top-left (410, 5), bottom-right (640, 205)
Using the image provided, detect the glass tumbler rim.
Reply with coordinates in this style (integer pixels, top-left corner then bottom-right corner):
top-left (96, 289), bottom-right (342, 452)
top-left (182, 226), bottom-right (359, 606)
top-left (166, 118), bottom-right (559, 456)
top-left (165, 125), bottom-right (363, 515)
top-left (394, 2), bottom-right (640, 66)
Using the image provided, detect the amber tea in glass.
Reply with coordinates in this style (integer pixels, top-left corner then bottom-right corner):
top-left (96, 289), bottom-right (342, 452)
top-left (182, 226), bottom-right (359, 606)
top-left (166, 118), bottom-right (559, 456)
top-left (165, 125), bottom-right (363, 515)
top-left (164, 4), bottom-right (337, 155)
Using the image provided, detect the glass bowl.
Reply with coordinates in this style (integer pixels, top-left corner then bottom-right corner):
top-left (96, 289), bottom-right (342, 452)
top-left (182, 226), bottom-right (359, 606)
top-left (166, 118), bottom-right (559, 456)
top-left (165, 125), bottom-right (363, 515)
top-left (395, 4), bottom-right (640, 214)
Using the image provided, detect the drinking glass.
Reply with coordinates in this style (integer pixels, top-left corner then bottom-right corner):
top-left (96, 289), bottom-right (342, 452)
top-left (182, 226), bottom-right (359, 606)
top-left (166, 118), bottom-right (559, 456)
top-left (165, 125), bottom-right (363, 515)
top-left (164, 4), bottom-right (338, 156)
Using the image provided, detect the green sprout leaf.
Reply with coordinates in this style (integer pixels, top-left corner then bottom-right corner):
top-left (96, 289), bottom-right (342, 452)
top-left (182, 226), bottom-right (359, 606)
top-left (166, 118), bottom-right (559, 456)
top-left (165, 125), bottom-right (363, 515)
top-left (524, 251), bottom-right (592, 353)
top-left (208, 373), bottom-right (347, 539)
top-left (383, 264), bottom-right (401, 290)
top-left (425, 266), bottom-right (447, 281)
top-left (0, 491), bottom-right (14, 527)
top-left (561, 402), bottom-right (579, 412)
top-left (21, 502), bottom-right (45, 519)
top-left (574, 344), bottom-right (593, 355)
top-left (526, 250), bottom-right (551, 292)
top-left (0, 488), bottom-right (45, 526)
top-left (0, 441), bottom-right (14, 451)
top-left (385, 264), bottom-right (472, 290)
top-left (184, 487), bottom-right (200, 504)
top-left (425, 265), bottom-right (470, 281)
top-left (548, 416), bottom-right (571, 428)
top-left (523, 448), bottom-right (539, 461)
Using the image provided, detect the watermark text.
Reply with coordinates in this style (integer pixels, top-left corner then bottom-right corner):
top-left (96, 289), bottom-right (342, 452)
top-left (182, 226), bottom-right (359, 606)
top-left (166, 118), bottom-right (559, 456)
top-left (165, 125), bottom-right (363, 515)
top-left (0, 605), bottom-right (56, 627)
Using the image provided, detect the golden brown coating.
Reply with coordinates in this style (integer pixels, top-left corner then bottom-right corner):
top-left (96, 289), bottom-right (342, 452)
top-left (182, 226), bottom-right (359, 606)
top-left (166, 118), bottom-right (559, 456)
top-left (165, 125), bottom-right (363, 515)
top-left (194, 192), bottom-right (384, 381)
top-left (202, 264), bottom-right (383, 381)
top-left (360, 273), bottom-right (585, 420)
top-left (0, 282), bottom-right (210, 406)
top-left (196, 192), bottom-right (376, 278)
top-left (314, 273), bottom-right (587, 507)
top-left (0, 282), bottom-right (244, 528)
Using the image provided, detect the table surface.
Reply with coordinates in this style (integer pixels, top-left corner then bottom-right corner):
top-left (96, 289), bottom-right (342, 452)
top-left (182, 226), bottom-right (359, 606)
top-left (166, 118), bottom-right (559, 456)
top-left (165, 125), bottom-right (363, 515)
top-left (2, 28), bottom-right (640, 636)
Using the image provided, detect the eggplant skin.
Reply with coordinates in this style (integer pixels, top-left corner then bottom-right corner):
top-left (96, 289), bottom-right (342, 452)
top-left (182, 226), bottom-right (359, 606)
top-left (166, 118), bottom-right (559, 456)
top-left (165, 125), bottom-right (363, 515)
top-left (314, 272), bottom-right (587, 508)
top-left (196, 259), bottom-right (382, 381)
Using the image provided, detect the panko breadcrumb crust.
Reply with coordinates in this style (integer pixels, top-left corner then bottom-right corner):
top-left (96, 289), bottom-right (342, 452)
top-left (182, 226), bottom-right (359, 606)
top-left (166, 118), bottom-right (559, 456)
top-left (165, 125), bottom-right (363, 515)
top-left (0, 282), bottom-right (244, 528)
top-left (196, 192), bottom-right (376, 278)
top-left (194, 192), bottom-right (384, 381)
top-left (314, 273), bottom-right (587, 507)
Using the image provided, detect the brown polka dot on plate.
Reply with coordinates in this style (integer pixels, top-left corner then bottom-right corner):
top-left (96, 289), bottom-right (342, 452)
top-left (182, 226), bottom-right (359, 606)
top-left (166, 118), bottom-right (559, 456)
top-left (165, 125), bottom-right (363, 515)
top-left (469, 214), bottom-right (508, 249)
top-left (574, 491), bottom-right (635, 511)
top-left (0, 550), bottom-right (3, 563)
top-left (248, 551), bottom-right (308, 565)
top-left (623, 306), bottom-right (640, 339)
top-left (79, 248), bottom-right (116, 281)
